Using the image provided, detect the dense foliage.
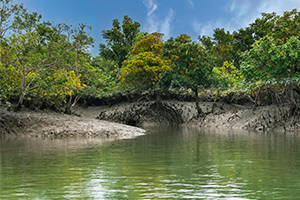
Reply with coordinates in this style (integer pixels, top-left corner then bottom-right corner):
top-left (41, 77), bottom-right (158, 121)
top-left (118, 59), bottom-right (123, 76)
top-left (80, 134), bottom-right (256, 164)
top-left (0, 0), bottom-right (106, 112)
top-left (1, 0), bottom-right (300, 114)
top-left (99, 15), bottom-right (141, 68)
top-left (159, 34), bottom-right (215, 115)
top-left (120, 32), bottom-right (170, 88)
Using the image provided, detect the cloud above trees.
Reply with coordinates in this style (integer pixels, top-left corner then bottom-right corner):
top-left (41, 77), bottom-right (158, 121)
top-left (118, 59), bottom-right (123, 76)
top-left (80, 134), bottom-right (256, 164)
top-left (142, 0), bottom-right (174, 39)
top-left (192, 0), bottom-right (300, 36)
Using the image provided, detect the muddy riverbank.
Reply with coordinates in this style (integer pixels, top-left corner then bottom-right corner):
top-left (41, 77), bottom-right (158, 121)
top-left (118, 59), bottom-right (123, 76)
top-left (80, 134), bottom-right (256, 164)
top-left (1, 99), bottom-right (299, 138)
top-left (96, 100), bottom-right (300, 133)
top-left (0, 106), bottom-right (146, 138)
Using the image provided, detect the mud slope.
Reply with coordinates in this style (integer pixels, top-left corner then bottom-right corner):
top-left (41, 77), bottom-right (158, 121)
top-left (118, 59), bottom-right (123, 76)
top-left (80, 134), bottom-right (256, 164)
top-left (97, 100), bottom-right (300, 132)
top-left (0, 107), bottom-right (145, 138)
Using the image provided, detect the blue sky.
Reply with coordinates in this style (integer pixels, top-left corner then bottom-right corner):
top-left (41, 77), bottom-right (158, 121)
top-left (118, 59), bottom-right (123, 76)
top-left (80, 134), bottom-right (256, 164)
top-left (15, 0), bottom-right (300, 56)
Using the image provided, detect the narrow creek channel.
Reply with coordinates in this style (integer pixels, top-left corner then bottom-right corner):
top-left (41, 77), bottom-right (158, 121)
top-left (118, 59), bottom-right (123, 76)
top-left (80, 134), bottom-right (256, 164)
top-left (1, 127), bottom-right (300, 199)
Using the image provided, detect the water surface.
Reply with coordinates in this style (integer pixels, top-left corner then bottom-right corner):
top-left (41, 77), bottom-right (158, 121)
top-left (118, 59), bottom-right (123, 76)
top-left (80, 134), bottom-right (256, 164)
top-left (1, 128), bottom-right (300, 199)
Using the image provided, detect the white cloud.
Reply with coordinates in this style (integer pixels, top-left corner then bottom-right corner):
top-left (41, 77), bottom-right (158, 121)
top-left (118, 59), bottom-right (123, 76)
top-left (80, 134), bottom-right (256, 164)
top-left (144, 0), bottom-right (158, 17)
top-left (188, 0), bottom-right (194, 8)
top-left (192, 0), bottom-right (300, 37)
top-left (143, 0), bottom-right (159, 33)
top-left (193, 21), bottom-right (211, 36)
top-left (192, 20), bottom-right (227, 37)
top-left (257, 0), bottom-right (300, 15)
top-left (160, 9), bottom-right (174, 39)
top-left (231, 1), bottom-right (251, 18)
top-left (142, 0), bottom-right (174, 39)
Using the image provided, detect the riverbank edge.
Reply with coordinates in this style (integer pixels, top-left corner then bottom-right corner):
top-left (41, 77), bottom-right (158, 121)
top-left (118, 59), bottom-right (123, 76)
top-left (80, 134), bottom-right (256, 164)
top-left (1, 99), bottom-right (299, 138)
top-left (96, 100), bottom-right (300, 133)
top-left (0, 106), bottom-right (146, 139)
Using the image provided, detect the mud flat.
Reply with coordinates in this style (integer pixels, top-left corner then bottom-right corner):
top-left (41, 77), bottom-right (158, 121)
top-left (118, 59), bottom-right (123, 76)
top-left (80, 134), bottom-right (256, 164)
top-left (0, 106), bottom-right (146, 139)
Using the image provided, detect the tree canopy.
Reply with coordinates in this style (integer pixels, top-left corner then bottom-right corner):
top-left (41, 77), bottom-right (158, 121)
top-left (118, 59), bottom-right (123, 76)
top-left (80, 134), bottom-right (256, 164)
top-left (99, 15), bottom-right (141, 68)
top-left (0, 0), bottom-right (106, 112)
top-left (120, 32), bottom-right (170, 88)
top-left (159, 34), bottom-right (215, 115)
top-left (2, 0), bottom-right (300, 114)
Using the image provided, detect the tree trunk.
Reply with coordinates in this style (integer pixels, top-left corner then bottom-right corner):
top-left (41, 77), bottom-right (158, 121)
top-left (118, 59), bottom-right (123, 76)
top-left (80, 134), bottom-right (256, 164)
top-left (193, 87), bottom-right (203, 116)
top-left (289, 83), bottom-right (297, 116)
top-left (156, 89), bottom-right (161, 103)
top-left (15, 92), bottom-right (25, 111)
top-left (252, 87), bottom-right (261, 111)
top-left (65, 95), bottom-right (82, 114)
top-left (15, 76), bottom-right (26, 111)
top-left (82, 97), bottom-right (88, 108)
top-left (65, 95), bottom-right (73, 114)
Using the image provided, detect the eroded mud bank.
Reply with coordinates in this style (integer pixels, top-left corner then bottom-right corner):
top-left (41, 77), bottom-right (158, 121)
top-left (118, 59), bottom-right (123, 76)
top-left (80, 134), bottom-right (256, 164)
top-left (97, 100), bottom-right (300, 133)
top-left (1, 99), bottom-right (299, 138)
top-left (0, 107), bottom-right (146, 138)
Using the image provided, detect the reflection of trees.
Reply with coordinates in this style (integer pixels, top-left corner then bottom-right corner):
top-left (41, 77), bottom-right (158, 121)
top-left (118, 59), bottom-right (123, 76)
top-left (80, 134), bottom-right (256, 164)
top-left (0, 137), bottom-right (115, 199)
top-left (195, 129), bottom-right (300, 199)
top-left (0, 146), bottom-right (86, 198)
top-left (1, 130), bottom-right (300, 199)
top-left (89, 127), bottom-right (214, 199)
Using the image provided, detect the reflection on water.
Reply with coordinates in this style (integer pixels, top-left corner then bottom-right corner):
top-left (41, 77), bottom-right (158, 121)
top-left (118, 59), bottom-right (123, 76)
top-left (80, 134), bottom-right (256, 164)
top-left (1, 128), bottom-right (300, 199)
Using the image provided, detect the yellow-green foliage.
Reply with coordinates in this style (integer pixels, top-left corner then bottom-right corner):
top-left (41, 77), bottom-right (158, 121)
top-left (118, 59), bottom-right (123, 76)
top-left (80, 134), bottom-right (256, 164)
top-left (0, 62), bottom-right (85, 100)
top-left (0, 63), bottom-right (21, 99)
top-left (212, 61), bottom-right (243, 89)
top-left (121, 51), bottom-right (170, 87)
top-left (39, 70), bottom-right (84, 97)
top-left (120, 33), bottom-right (171, 88)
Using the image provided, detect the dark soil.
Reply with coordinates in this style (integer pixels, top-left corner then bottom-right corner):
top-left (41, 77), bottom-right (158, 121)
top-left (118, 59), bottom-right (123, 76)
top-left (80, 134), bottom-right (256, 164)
top-left (97, 101), bottom-right (184, 127)
top-left (96, 99), bottom-right (300, 133)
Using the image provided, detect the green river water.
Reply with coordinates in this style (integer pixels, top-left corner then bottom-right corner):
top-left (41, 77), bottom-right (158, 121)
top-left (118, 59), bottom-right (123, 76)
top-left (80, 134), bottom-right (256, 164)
top-left (1, 127), bottom-right (300, 199)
